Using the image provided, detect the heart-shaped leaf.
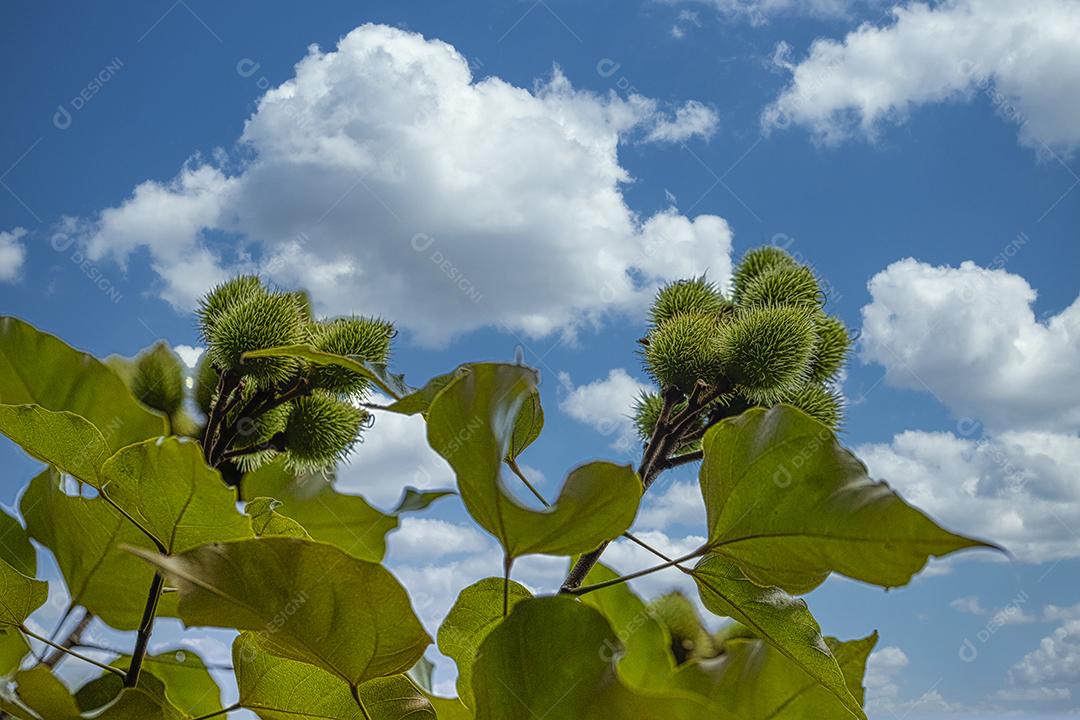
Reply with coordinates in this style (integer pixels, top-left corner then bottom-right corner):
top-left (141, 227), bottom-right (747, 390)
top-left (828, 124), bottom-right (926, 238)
top-left (129, 537), bottom-right (431, 688)
top-left (471, 597), bottom-right (720, 720)
top-left (0, 405), bottom-right (109, 487)
top-left (99, 437), bottom-right (253, 553)
top-left (437, 577), bottom-right (532, 708)
top-left (700, 405), bottom-right (995, 593)
top-left (426, 364), bottom-right (641, 559)
top-left (0, 316), bottom-right (165, 451)
top-left (75, 650), bottom-right (222, 717)
top-left (234, 632), bottom-right (436, 719)
top-left (0, 558), bottom-right (45, 627)
top-left (690, 555), bottom-right (864, 719)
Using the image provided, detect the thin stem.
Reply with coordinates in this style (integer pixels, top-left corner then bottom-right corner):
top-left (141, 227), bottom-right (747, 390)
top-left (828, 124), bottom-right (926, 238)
top-left (18, 625), bottom-right (125, 678)
top-left (100, 494), bottom-right (166, 554)
top-left (350, 685), bottom-right (373, 720)
top-left (502, 555), bottom-right (514, 617)
top-left (125, 572), bottom-right (165, 687)
top-left (192, 703), bottom-right (242, 720)
top-left (202, 370), bottom-right (241, 464)
top-left (219, 432), bottom-right (287, 462)
top-left (42, 609), bottom-right (93, 669)
top-left (659, 450), bottom-right (704, 470)
top-left (506, 459), bottom-right (549, 507)
top-left (563, 547), bottom-right (707, 597)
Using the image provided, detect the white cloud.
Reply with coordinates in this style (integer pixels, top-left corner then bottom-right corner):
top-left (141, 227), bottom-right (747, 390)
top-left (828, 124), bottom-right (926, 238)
top-left (173, 344), bottom-right (204, 369)
top-left (388, 517), bottom-right (488, 561)
top-left (857, 430), bottom-right (1080, 562)
top-left (951, 595), bottom-right (986, 615)
top-left (763, 0), bottom-right (1080, 154)
top-left (644, 101), bottom-right (719, 143)
top-left (860, 258), bottom-right (1080, 433)
top-left (336, 401), bottom-right (455, 509)
top-left (72, 24), bottom-right (732, 345)
top-left (865, 645), bottom-right (908, 702)
top-left (0, 227), bottom-right (27, 283)
top-left (635, 479), bottom-right (706, 532)
top-left (1008, 619), bottom-right (1080, 688)
top-left (559, 368), bottom-right (651, 451)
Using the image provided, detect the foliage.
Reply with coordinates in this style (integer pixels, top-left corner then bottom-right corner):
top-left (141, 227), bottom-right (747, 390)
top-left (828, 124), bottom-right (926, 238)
top-left (0, 252), bottom-right (996, 719)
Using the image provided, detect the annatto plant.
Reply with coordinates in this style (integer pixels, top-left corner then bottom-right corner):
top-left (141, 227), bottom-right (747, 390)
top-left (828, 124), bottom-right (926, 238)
top-left (0, 245), bottom-right (997, 719)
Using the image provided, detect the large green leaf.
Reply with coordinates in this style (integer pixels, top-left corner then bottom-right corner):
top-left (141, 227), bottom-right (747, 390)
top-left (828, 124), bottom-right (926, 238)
top-left (99, 437), bottom-right (253, 553)
top-left (75, 651), bottom-right (222, 717)
top-left (426, 696), bottom-right (471, 719)
top-left (6, 666), bottom-right (188, 720)
top-left (578, 562), bottom-right (676, 692)
top-left (437, 577), bottom-right (532, 709)
top-left (0, 508), bottom-right (35, 577)
top-left (670, 630), bottom-right (877, 719)
top-left (472, 597), bottom-right (720, 720)
top-left (0, 405), bottom-right (109, 486)
top-left (0, 627), bottom-right (28, 677)
top-left (384, 368), bottom-right (467, 416)
top-left (690, 555), bottom-right (864, 719)
top-left (241, 462), bottom-right (397, 562)
top-left (0, 558), bottom-right (46, 627)
top-left (700, 405), bottom-right (993, 593)
top-left (245, 498), bottom-right (311, 538)
top-left (20, 469), bottom-right (176, 631)
top-left (235, 632), bottom-right (436, 720)
top-left (130, 537), bottom-right (430, 688)
top-left (426, 364), bottom-right (640, 559)
top-left (0, 317), bottom-right (166, 451)
top-left (243, 345), bottom-right (412, 399)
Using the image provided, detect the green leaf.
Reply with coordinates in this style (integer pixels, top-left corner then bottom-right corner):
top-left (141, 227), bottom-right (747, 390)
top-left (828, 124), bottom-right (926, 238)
top-left (578, 562), bottom-right (676, 692)
top-left (0, 508), bottom-right (35, 577)
top-left (437, 577), bottom-right (532, 709)
top-left (0, 316), bottom-right (166, 451)
top-left (130, 537), bottom-right (431, 687)
top-left (505, 389), bottom-right (542, 462)
top-left (3, 667), bottom-right (188, 720)
top-left (426, 364), bottom-right (641, 559)
top-left (391, 487), bottom-right (454, 515)
top-left (241, 461), bottom-right (397, 562)
top-left (384, 368), bottom-right (467, 416)
top-left (0, 405), bottom-right (109, 486)
top-left (0, 627), bottom-right (29, 677)
top-left (243, 345), bottom-right (413, 399)
top-left (701, 405), bottom-right (995, 593)
top-left (75, 651), bottom-right (223, 716)
top-left (690, 555), bottom-right (865, 719)
top-left (7, 667), bottom-right (83, 719)
top-left (245, 498), bottom-right (311, 538)
top-left (99, 437), bottom-right (253, 553)
top-left (426, 696), bottom-right (471, 720)
top-left (20, 469), bottom-right (176, 631)
top-left (235, 632), bottom-right (435, 720)
top-left (0, 558), bottom-right (47, 627)
top-left (472, 597), bottom-right (718, 720)
top-left (670, 631), bottom-right (877, 719)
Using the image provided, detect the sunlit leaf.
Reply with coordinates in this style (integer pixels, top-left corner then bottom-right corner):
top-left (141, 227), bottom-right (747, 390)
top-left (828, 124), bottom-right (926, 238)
top-left (235, 632), bottom-right (435, 719)
top-left (0, 405), bottom-right (109, 486)
top-left (690, 555), bottom-right (864, 719)
top-left (0, 508), bottom-right (35, 577)
top-left (472, 597), bottom-right (719, 720)
top-left (700, 405), bottom-right (994, 593)
top-left (384, 368), bottom-right (467, 416)
top-left (391, 488), bottom-right (454, 515)
top-left (99, 436), bottom-right (253, 553)
top-left (0, 558), bottom-right (46, 627)
top-left (245, 498), bottom-right (311, 538)
top-left (505, 390), bottom-right (542, 462)
top-left (0, 316), bottom-right (165, 451)
top-left (130, 537), bottom-right (431, 687)
top-left (20, 469), bottom-right (176, 631)
top-left (0, 627), bottom-right (29, 677)
top-left (75, 650), bottom-right (222, 716)
top-left (437, 577), bottom-right (532, 709)
top-left (426, 364), bottom-right (640, 559)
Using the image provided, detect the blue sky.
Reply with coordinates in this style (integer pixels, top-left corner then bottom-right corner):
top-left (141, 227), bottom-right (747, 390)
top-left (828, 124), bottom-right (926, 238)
top-left (2, 0), bottom-right (1080, 717)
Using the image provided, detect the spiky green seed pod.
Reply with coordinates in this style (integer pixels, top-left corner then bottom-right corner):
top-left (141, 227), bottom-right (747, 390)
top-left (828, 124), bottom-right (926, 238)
top-left (650, 277), bottom-right (729, 327)
top-left (808, 313), bottom-right (850, 383)
top-left (292, 290), bottom-right (315, 323)
top-left (282, 394), bottom-right (367, 473)
top-left (632, 391), bottom-right (664, 442)
top-left (649, 592), bottom-right (718, 663)
top-left (740, 265), bottom-right (822, 310)
top-left (206, 292), bottom-right (303, 386)
top-left (644, 313), bottom-right (724, 392)
top-left (308, 316), bottom-right (394, 398)
top-left (131, 342), bottom-right (185, 416)
top-left (194, 355), bottom-right (220, 417)
top-left (716, 305), bottom-right (816, 404)
top-left (197, 275), bottom-right (266, 341)
top-left (782, 382), bottom-right (844, 429)
top-left (232, 404), bottom-right (290, 472)
top-left (732, 246), bottom-right (798, 302)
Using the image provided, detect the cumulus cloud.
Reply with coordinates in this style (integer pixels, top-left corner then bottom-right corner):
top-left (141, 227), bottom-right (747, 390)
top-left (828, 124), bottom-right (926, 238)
top-left (1008, 620), bottom-right (1080, 688)
top-left (865, 645), bottom-right (908, 702)
top-left (763, 0), bottom-right (1080, 154)
top-left (635, 479), bottom-right (706, 531)
top-left (662, 0), bottom-right (871, 26)
top-left (0, 227), bottom-right (27, 283)
top-left (387, 517), bottom-right (488, 562)
top-left (559, 368), bottom-right (651, 451)
top-left (71, 24), bottom-right (732, 345)
top-left (860, 258), bottom-right (1080, 433)
top-left (857, 430), bottom-right (1080, 562)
